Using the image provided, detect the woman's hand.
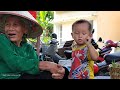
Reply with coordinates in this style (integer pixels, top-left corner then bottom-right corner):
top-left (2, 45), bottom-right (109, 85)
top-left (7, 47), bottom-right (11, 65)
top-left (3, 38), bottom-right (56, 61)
top-left (39, 61), bottom-right (65, 78)
top-left (39, 61), bottom-right (65, 79)
top-left (52, 64), bottom-right (65, 79)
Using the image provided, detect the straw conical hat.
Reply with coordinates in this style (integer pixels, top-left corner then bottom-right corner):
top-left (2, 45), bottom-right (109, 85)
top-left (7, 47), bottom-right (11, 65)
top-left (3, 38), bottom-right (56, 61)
top-left (0, 11), bottom-right (43, 39)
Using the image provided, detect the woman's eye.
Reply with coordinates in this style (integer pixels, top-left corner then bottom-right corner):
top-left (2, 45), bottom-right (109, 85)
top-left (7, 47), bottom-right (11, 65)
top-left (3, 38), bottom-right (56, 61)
top-left (14, 23), bottom-right (18, 26)
top-left (5, 23), bottom-right (9, 26)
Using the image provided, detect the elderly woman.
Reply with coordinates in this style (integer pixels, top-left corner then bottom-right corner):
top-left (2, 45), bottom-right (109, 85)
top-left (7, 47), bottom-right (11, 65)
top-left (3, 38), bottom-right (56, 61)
top-left (0, 11), bottom-right (69, 79)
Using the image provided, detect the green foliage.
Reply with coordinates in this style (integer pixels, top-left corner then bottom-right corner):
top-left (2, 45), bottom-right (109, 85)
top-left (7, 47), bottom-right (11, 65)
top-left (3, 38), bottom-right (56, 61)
top-left (27, 38), bottom-right (37, 47)
top-left (29, 11), bottom-right (54, 45)
top-left (36, 11), bottom-right (54, 44)
top-left (109, 60), bottom-right (120, 68)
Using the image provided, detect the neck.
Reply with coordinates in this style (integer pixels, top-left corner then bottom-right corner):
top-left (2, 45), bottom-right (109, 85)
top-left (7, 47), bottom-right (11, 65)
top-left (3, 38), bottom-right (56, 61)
top-left (13, 40), bottom-right (22, 47)
top-left (77, 43), bottom-right (86, 46)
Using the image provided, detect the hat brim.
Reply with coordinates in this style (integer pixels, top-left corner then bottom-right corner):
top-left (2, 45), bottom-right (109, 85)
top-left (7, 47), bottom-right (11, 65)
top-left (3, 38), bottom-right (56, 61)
top-left (0, 11), bottom-right (43, 39)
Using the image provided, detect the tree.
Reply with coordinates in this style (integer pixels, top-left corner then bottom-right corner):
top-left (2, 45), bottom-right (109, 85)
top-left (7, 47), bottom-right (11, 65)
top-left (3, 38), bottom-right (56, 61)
top-left (28, 11), bottom-right (54, 46)
top-left (37, 11), bottom-right (54, 44)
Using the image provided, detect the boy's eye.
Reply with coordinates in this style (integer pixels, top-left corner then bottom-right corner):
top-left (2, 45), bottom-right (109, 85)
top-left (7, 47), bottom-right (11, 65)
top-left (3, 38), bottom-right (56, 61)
top-left (82, 33), bottom-right (86, 35)
top-left (74, 32), bottom-right (79, 34)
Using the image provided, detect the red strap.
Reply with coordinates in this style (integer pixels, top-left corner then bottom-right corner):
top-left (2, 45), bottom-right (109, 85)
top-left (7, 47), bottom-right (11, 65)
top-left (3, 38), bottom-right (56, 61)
top-left (28, 11), bottom-right (37, 19)
top-left (97, 57), bottom-right (104, 62)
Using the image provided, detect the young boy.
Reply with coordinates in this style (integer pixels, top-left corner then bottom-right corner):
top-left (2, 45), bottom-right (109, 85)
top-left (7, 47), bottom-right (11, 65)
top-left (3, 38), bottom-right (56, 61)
top-left (68, 19), bottom-right (98, 79)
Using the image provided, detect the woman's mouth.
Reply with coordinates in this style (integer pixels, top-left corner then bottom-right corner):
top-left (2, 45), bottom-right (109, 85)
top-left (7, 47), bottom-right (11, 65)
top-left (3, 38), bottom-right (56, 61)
top-left (8, 33), bottom-right (16, 38)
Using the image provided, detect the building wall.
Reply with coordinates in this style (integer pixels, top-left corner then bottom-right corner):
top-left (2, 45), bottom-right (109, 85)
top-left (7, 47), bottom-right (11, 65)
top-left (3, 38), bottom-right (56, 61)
top-left (54, 11), bottom-right (97, 23)
top-left (61, 20), bottom-right (97, 42)
top-left (97, 11), bottom-right (120, 41)
top-left (62, 21), bottom-right (73, 42)
top-left (53, 11), bottom-right (97, 46)
top-left (54, 11), bottom-right (120, 48)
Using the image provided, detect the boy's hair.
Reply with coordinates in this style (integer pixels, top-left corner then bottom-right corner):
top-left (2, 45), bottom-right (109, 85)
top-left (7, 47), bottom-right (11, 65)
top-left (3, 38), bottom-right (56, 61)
top-left (72, 19), bottom-right (92, 32)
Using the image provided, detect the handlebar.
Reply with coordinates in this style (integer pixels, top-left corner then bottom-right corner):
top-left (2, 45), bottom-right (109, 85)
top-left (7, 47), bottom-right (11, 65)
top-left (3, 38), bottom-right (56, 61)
top-left (92, 38), bottom-right (120, 50)
top-left (91, 39), bottom-right (99, 49)
top-left (98, 47), bottom-right (103, 51)
top-left (50, 41), bottom-right (59, 45)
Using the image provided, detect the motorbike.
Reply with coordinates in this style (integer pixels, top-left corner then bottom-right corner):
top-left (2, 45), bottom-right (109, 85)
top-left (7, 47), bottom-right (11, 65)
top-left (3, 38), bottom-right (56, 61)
top-left (92, 38), bottom-right (120, 76)
top-left (39, 33), bottom-right (66, 63)
top-left (38, 32), bottom-right (120, 78)
top-left (58, 36), bottom-right (120, 76)
top-left (94, 51), bottom-right (120, 76)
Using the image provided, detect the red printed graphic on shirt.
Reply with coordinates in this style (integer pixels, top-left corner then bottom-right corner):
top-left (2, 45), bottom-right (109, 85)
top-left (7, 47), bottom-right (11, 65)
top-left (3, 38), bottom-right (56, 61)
top-left (69, 47), bottom-right (89, 79)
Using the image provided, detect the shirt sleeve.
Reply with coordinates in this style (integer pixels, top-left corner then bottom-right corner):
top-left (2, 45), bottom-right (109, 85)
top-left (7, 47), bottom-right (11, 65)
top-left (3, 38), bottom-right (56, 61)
top-left (0, 34), bottom-right (40, 75)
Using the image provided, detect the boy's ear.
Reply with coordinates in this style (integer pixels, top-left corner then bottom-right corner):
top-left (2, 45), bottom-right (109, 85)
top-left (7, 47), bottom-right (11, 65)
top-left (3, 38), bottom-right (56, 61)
top-left (90, 33), bottom-right (93, 38)
top-left (71, 33), bottom-right (73, 38)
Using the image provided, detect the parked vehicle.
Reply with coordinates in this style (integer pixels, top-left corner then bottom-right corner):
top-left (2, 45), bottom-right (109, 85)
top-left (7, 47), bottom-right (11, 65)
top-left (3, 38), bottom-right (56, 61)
top-left (39, 33), bottom-right (66, 63)
top-left (38, 32), bottom-right (120, 77)
top-left (93, 38), bottom-right (120, 76)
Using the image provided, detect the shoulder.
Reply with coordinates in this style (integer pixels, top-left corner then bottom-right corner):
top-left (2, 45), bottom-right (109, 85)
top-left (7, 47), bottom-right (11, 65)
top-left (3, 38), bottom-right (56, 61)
top-left (24, 42), bottom-right (35, 50)
top-left (0, 33), bottom-right (6, 39)
top-left (0, 34), bottom-right (10, 43)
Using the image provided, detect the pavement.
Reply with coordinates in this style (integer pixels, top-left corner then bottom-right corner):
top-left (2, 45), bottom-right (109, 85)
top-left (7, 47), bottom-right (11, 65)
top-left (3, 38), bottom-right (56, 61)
top-left (94, 76), bottom-right (110, 79)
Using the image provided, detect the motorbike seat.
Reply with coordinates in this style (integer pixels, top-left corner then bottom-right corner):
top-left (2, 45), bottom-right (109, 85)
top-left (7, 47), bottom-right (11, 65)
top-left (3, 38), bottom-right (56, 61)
top-left (99, 48), bottom-right (112, 55)
top-left (64, 50), bottom-right (72, 59)
top-left (104, 51), bottom-right (120, 64)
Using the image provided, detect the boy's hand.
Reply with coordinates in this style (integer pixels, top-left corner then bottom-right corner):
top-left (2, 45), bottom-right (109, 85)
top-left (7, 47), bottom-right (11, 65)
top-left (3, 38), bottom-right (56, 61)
top-left (84, 36), bottom-right (92, 45)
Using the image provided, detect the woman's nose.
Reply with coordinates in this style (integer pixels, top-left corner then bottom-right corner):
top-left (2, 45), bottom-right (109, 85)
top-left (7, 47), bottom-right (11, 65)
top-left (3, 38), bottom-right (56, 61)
top-left (8, 25), bottom-right (14, 30)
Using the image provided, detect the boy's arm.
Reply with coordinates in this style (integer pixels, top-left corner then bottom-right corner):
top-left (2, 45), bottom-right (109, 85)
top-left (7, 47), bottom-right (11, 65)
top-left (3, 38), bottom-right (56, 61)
top-left (85, 36), bottom-right (99, 61)
top-left (87, 43), bottom-right (99, 61)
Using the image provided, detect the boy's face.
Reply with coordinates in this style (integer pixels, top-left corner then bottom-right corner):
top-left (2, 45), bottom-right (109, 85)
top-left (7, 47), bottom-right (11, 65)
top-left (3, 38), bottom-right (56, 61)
top-left (71, 23), bottom-right (92, 45)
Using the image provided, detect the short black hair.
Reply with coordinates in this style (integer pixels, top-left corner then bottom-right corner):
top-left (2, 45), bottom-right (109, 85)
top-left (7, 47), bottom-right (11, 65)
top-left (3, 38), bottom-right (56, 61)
top-left (52, 33), bottom-right (57, 39)
top-left (72, 19), bottom-right (92, 32)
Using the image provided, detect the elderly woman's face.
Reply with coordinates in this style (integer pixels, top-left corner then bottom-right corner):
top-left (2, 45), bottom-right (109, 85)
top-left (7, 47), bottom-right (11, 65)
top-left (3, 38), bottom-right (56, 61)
top-left (4, 16), bottom-right (27, 43)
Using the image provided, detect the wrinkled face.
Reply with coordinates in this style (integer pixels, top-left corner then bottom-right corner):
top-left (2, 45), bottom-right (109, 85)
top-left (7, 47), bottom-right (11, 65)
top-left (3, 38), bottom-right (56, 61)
top-left (71, 23), bottom-right (92, 45)
top-left (4, 16), bottom-right (27, 43)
